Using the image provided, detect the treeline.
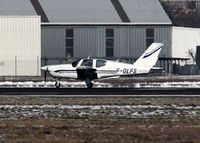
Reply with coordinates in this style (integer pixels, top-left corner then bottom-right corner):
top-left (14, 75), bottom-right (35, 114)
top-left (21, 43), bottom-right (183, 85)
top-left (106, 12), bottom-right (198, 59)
top-left (160, 0), bottom-right (200, 28)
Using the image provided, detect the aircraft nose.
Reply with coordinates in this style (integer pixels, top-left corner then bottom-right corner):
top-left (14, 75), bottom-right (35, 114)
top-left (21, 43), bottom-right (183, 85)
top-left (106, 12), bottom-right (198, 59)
top-left (41, 66), bottom-right (48, 71)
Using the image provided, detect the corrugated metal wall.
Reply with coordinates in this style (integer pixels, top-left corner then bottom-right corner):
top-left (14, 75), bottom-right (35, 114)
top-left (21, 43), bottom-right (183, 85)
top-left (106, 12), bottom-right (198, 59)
top-left (0, 16), bottom-right (41, 76)
top-left (42, 25), bottom-right (171, 60)
top-left (155, 26), bottom-right (172, 57)
top-left (42, 27), bottom-right (65, 58)
top-left (74, 27), bottom-right (105, 57)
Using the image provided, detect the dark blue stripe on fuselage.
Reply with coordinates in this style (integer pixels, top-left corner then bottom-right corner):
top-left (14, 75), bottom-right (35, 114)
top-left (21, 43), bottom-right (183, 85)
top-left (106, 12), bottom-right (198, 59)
top-left (54, 70), bottom-right (116, 74)
top-left (54, 70), bottom-right (76, 73)
top-left (143, 46), bottom-right (163, 59)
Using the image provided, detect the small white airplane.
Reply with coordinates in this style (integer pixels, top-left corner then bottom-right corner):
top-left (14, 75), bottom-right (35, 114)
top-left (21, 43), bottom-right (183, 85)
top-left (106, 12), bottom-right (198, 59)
top-left (41, 43), bottom-right (164, 88)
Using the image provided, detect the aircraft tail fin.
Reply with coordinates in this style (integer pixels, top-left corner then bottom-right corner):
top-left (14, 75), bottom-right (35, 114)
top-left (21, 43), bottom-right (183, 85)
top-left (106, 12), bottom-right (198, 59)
top-left (133, 43), bottom-right (164, 69)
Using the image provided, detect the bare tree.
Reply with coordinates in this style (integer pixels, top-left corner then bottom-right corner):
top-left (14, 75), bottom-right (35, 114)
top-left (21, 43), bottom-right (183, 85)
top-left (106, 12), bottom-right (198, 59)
top-left (188, 48), bottom-right (196, 64)
top-left (160, 0), bottom-right (200, 28)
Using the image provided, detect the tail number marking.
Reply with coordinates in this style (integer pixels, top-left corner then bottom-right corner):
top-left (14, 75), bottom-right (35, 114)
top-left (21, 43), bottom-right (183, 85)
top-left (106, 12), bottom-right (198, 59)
top-left (116, 68), bottom-right (136, 74)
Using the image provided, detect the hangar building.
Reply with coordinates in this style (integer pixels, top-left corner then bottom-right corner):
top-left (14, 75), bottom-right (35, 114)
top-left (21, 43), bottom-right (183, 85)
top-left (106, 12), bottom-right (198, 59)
top-left (39, 0), bottom-right (172, 61)
top-left (0, 0), bottom-right (172, 75)
top-left (0, 16), bottom-right (41, 76)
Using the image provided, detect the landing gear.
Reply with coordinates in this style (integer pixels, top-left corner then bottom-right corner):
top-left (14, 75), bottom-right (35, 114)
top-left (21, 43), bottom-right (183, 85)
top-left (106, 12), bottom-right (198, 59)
top-left (85, 79), bottom-right (93, 88)
top-left (55, 81), bottom-right (61, 88)
top-left (86, 82), bottom-right (93, 88)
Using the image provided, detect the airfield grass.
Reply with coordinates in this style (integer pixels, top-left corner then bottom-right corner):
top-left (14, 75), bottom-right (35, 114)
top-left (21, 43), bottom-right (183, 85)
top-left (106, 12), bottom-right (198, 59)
top-left (0, 97), bottom-right (199, 143)
top-left (1, 119), bottom-right (200, 143)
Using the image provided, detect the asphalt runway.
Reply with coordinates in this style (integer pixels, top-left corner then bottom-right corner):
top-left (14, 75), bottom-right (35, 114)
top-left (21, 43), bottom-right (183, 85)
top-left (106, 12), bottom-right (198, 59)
top-left (0, 88), bottom-right (200, 96)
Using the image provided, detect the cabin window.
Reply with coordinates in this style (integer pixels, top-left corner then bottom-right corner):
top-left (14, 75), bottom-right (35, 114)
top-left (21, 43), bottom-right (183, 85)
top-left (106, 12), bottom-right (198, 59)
top-left (146, 28), bottom-right (154, 48)
top-left (66, 28), bottom-right (74, 57)
top-left (106, 28), bottom-right (114, 57)
top-left (81, 59), bottom-right (93, 67)
top-left (96, 60), bottom-right (106, 68)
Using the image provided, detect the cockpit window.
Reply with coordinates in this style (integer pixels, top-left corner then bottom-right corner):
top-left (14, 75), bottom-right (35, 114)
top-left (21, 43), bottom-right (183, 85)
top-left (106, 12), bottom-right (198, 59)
top-left (96, 60), bottom-right (106, 68)
top-left (80, 59), bottom-right (93, 67)
top-left (72, 59), bottom-right (81, 67)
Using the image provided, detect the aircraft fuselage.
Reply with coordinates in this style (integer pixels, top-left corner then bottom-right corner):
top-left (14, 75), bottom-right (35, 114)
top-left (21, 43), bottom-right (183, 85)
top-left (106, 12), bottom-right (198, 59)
top-left (42, 58), bottom-right (150, 81)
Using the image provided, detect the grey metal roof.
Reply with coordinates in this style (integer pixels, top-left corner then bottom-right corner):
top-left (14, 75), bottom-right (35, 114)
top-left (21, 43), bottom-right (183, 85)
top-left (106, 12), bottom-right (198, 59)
top-left (39, 0), bottom-right (171, 24)
top-left (120, 0), bottom-right (171, 23)
top-left (0, 0), bottom-right (171, 24)
top-left (39, 0), bottom-right (121, 23)
top-left (0, 0), bottom-right (36, 15)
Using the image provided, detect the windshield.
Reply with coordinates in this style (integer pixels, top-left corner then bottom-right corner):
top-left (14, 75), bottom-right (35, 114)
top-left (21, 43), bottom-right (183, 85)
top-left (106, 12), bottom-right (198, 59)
top-left (71, 59), bottom-right (81, 67)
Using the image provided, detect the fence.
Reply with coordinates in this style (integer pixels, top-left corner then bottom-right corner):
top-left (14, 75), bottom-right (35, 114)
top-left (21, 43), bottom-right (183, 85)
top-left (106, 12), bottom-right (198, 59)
top-left (0, 56), bottom-right (40, 76)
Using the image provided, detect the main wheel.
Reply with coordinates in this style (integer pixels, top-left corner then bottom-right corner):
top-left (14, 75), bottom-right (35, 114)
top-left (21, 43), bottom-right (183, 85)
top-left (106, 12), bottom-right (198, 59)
top-left (86, 82), bottom-right (93, 88)
top-left (55, 82), bottom-right (61, 88)
top-left (85, 79), bottom-right (93, 88)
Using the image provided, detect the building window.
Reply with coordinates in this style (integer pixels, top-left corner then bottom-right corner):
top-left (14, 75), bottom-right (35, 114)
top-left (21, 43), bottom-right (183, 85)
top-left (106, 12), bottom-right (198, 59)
top-left (66, 29), bottom-right (74, 57)
top-left (106, 28), bottom-right (114, 57)
top-left (146, 28), bottom-right (154, 48)
top-left (106, 29), bottom-right (114, 37)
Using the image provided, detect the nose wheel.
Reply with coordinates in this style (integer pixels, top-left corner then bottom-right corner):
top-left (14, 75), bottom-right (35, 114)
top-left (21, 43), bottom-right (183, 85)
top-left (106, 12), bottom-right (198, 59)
top-left (55, 81), bottom-right (61, 88)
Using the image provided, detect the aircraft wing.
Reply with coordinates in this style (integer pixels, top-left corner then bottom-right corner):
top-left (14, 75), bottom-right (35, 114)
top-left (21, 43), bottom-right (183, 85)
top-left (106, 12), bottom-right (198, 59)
top-left (76, 66), bottom-right (98, 80)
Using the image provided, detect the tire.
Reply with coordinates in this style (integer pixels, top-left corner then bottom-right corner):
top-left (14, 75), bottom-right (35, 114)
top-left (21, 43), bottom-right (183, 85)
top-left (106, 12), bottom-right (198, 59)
top-left (85, 79), bottom-right (93, 88)
top-left (86, 82), bottom-right (93, 88)
top-left (55, 82), bottom-right (61, 88)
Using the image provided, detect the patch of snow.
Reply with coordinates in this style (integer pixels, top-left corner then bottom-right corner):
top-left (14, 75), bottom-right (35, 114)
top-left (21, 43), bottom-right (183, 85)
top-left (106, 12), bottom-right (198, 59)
top-left (0, 103), bottom-right (199, 121)
top-left (0, 81), bottom-right (112, 88)
top-left (0, 104), bottom-right (200, 110)
top-left (1, 80), bottom-right (200, 88)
